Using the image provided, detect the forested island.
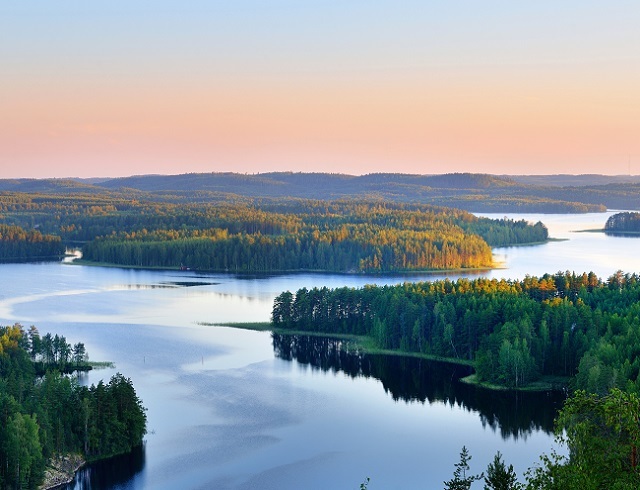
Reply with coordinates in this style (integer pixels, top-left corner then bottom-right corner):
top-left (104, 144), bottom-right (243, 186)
top-left (272, 271), bottom-right (640, 393)
top-left (80, 201), bottom-right (547, 273)
top-left (604, 211), bottom-right (640, 234)
top-left (0, 324), bottom-right (146, 489)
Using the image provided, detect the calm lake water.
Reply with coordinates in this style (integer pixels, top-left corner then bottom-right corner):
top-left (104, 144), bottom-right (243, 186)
top-left (1, 211), bottom-right (639, 489)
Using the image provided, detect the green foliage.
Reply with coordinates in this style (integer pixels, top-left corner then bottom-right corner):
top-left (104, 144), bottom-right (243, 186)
top-left (81, 201), bottom-right (498, 272)
top-left (605, 212), bottom-right (640, 233)
top-left (0, 324), bottom-right (146, 487)
top-left (0, 223), bottom-right (64, 261)
top-left (82, 374), bottom-right (147, 459)
top-left (555, 389), bottom-right (640, 487)
top-left (526, 389), bottom-right (640, 489)
top-left (452, 400), bottom-right (640, 490)
top-left (444, 446), bottom-right (483, 490)
top-left (525, 448), bottom-right (578, 490)
top-left (4, 412), bottom-right (44, 489)
top-left (0, 191), bottom-right (547, 272)
top-left (22, 326), bottom-right (90, 374)
top-left (273, 271), bottom-right (640, 390)
top-left (460, 217), bottom-right (548, 247)
top-left (484, 452), bottom-right (522, 490)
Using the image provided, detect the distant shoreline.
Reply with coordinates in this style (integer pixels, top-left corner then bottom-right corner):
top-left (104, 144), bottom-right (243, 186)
top-left (69, 257), bottom-right (499, 275)
top-left (576, 228), bottom-right (640, 235)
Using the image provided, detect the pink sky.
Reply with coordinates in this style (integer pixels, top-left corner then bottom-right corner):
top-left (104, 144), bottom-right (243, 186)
top-left (1, 1), bottom-right (639, 178)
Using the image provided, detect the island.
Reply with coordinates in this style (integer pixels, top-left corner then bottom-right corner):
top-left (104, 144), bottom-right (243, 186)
top-left (605, 211), bottom-right (640, 234)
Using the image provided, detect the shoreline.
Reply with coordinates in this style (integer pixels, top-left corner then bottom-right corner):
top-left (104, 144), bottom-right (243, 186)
top-left (459, 373), bottom-right (571, 392)
top-left (66, 234), bottom-right (556, 275)
top-left (40, 454), bottom-right (85, 490)
top-left (209, 322), bottom-right (568, 391)
top-left (574, 228), bottom-right (640, 235)
top-left (69, 258), bottom-right (499, 276)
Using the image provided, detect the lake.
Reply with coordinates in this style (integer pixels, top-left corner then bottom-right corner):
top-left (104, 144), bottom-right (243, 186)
top-left (0, 211), bottom-right (637, 489)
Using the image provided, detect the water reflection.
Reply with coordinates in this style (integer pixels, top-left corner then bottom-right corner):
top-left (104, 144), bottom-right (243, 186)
top-left (272, 333), bottom-right (565, 439)
top-left (603, 232), bottom-right (640, 238)
top-left (106, 281), bottom-right (218, 290)
top-left (63, 444), bottom-right (146, 490)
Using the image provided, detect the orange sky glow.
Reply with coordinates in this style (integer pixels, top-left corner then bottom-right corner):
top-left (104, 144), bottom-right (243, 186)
top-left (1, 1), bottom-right (639, 178)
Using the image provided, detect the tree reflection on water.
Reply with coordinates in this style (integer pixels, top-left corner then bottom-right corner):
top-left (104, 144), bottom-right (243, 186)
top-left (63, 443), bottom-right (145, 490)
top-left (272, 333), bottom-right (565, 439)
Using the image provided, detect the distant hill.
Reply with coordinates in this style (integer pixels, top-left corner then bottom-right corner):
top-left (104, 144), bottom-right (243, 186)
top-left (0, 178), bottom-right (105, 194)
top-left (97, 172), bottom-right (518, 193)
top-left (92, 172), bottom-right (521, 202)
top-left (508, 174), bottom-right (640, 187)
top-left (91, 172), bottom-right (613, 212)
top-left (3, 172), bottom-right (640, 212)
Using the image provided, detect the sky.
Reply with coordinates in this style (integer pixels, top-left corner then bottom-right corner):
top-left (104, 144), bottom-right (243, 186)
top-left (1, 1), bottom-right (639, 178)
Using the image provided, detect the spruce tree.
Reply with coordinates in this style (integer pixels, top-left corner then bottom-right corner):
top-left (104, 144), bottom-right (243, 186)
top-left (484, 452), bottom-right (521, 490)
top-left (444, 446), bottom-right (483, 490)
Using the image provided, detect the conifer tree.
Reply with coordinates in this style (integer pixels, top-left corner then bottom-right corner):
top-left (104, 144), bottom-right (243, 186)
top-left (484, 452), bottom-right (521, 490)
top-left (444, 446), bottom-right (483, 490)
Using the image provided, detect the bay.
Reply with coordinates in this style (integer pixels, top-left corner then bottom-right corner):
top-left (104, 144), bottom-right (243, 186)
top-left (0, 211), bottom-right (636, 489)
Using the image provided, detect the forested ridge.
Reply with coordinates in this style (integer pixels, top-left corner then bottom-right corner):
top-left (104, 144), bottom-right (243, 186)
top-left (0, 193), bottom-right (547, 272)
top-left (0, 324), bottom-right (146, 489)
top-left (272, 271), bottom-right (640, 392)
top-left (2, 171), bottom-right (631, 212)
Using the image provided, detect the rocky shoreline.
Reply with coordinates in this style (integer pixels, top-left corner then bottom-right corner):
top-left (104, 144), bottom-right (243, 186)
top-left (39, 454), bottom-right (85, 490)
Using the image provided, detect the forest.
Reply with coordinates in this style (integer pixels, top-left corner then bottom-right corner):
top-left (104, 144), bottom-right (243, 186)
top-left (272, 270), bottom-right (640, 393)
top-left (0, 191), bottom-right (547, 272)
top-left (604, 211), bottom-right (640, 233)
top-left (0, 324), bottom-right (146, 489)
top-left (0, 224), bottom-right (64, 262)
top-left (80, 202), bottom-right (548, 273)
